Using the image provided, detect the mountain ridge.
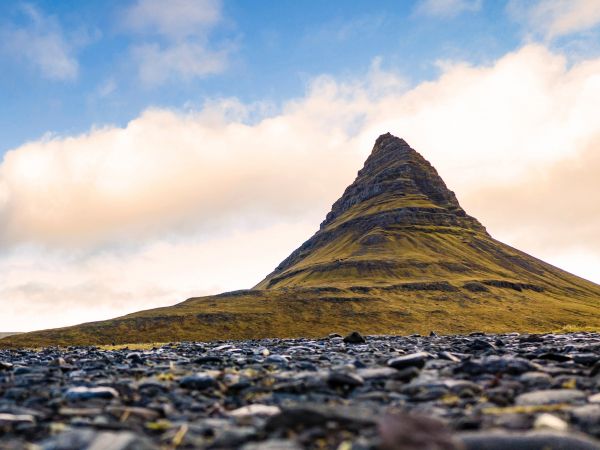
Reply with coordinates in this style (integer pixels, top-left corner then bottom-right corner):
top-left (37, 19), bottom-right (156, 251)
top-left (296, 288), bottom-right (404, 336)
top-left (2, 133), bottom-right (599, 347)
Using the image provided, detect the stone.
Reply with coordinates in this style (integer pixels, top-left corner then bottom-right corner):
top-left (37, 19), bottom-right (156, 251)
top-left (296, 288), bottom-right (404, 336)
top-left (515, 389), bottom-right (586, 406)
top-left (41, 429), bottom-right (158, 450)
top-left (378, 413), bottom-right (459, 450)
top-left (327, 371), bottom-right (364, 388)
top-left (64, 386), bottom-right (119, 401)
top-left (179, 373), bottom-right (216, 390)
top-left (533, 414), bottom-right (568, 431)
top-left (241, 439), bottom-right (303, 450)
top-left (0, 361), bottom-right (14, 370)
top-left (387, 352), bottom-right (429, 370)
top-left (343, 331), bottom-right (366, 344)
top-left (227, 404), bottom-right (281, 418)
top-left (0, 413), bottom-right (36, 425)
top-left (458, 431), bottom-right (600, 450)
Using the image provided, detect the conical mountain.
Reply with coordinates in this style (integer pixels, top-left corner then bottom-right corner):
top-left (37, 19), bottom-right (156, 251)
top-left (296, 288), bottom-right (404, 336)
top-left (256, 133), bottom-right (488, 290)
top-left (3, 134), bottom-right (600, 347)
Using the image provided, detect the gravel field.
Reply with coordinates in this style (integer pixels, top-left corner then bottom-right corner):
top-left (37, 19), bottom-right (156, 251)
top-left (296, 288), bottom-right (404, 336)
top-left (1, 332), bottom-right (600, 449)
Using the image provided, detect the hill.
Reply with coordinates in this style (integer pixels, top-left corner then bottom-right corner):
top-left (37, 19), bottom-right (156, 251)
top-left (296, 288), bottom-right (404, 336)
top-left (3, 133), bottom-right (599, 347)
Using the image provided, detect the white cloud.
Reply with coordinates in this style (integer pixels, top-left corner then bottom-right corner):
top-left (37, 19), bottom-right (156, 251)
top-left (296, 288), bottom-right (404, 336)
top-left (124, 0), bottom-right (221, 38)
top-left (132, 41), bottom-right (228, 85)
top-left (122, 0), bottom-right (230, 85)
top-left (508, 0), bottom-right (600, 40)
top-left (414, 0), bottom-right (482, 18)
top-left (3, 45), bottom-right (600, 330)
top-left (0, 4), bottom-right (79, 80)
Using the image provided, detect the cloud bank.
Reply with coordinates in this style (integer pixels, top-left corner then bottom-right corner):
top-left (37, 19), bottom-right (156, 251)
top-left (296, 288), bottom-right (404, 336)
top-left (2, 45), bottom-right (600, 330)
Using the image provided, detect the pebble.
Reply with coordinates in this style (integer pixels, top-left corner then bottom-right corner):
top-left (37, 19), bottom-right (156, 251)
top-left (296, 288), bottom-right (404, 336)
top-left (459, 431), bottom-right (600, 450)
top-left (178, 373), bottom-right (216, 390)
top-left (515, 389), bottom-right (587, 405)
top-left (343, 331), bottom-right (366, 344)
top-left (533, 413), bottom-right (569, 431)
top-left (64, 386), bottom-right (119, 401)
top-left (387, 351), bottom-right (429, 370)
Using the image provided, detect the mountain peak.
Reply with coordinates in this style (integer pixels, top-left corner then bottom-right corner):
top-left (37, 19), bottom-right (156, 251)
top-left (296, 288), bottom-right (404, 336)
top-left (256, 134), bottom-right (488, 289)
top-left (320, 133), bottom-right (477, 230)
top-left (373, 132), bottom-right (409, 152)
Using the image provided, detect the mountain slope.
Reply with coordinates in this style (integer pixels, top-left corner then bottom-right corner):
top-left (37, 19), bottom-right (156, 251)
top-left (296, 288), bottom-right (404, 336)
top-left (3, 134), bottom-right (600, 347)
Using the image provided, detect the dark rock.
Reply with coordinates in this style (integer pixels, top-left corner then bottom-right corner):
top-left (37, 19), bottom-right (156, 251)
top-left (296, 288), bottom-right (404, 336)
top-left (379, 413), bottom-right (459, 450)
top-left (590, 362), bottom-right (600, 377)
top-left (343, 331), bottom-right (367, 344)
top-left (327, 371), bottom-right (364, 388)
top-left (266, 404), bottom-right (376, 431)
top-left (538, 353), bottom-right (573, 362)
top-left (471, 338), bottom-right (497, 351)
top-left (458, 431), bottom-right (600, 450)
top-left (41, 429), bottom-right (157, 450)
top-left (459, 356), bottom-right (539, 375)
top-left (179, 373), bottom-right (216, 390)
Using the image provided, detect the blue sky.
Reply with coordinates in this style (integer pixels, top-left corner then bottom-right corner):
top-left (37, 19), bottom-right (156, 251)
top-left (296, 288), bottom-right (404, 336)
top-left (3, 0), bottom-right (600, 331)
top-left (0, 0), bottom-right (527, 152)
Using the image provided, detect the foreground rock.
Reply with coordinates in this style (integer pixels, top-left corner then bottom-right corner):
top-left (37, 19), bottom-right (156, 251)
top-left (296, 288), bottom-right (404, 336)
top-left (1, 332), bottom-right (600, 449)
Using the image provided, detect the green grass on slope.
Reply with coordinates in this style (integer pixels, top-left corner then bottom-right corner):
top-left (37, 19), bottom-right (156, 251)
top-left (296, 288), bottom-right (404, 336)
top-left (1, 284), bottom-right (599, 348)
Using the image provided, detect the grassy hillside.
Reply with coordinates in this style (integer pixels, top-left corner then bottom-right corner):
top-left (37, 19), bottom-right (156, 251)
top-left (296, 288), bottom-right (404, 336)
top-left (1, 277), bottom-right (599, 348)
top-left (2, 231), bottom-right (600, 348)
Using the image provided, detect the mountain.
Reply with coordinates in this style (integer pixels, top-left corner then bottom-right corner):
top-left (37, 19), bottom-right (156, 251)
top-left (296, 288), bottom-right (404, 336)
top-left (3, 134), bottom-right (600, 347)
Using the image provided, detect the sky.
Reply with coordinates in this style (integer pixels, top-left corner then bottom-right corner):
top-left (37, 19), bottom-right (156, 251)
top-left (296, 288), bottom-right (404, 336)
top-left (2, 0), bottom-right (600, 331)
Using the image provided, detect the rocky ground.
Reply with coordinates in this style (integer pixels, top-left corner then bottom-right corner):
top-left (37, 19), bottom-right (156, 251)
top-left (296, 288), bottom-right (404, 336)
top-left (1, 332), bottom-right (600, 449)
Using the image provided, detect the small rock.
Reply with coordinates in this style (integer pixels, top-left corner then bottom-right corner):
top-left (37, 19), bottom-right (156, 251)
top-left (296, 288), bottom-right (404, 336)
top-left (179, 373), bottom-right (216, 390)
top-left (378, 413), bottom-right (458, 450)
top-left (538, 353), bottom-right (573, 362)
top-left (241, 439), bottom-right (302, 450)
top-left (343, 331), bottom-right (366, 344)
top-left (533, 414), bottom-right (568, 431)
top-left (438, 351), bottom-right (460, 363)
top-left (0, 413), bottom-right (36, 426)
top-left (0, 361), bottom-right (13, 371)
top-left (41, 429), bottom-right (157, 450)
top-left (327, 371), bottom-right (364, 388)
top-left (387, 352), bottom-right (429, 370)
top-left (227, 404), bottom-right (281, 418)
top-left (265, 355), bottom-right (289, 365)
top-left (515, 389), bottom-right (586, 406)
top-left (459, 431), bottom-right (600, 450)
top-left (471, 338), bottom-right (497, 351)
top-left (65, 386), bottom-right (119, 401)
